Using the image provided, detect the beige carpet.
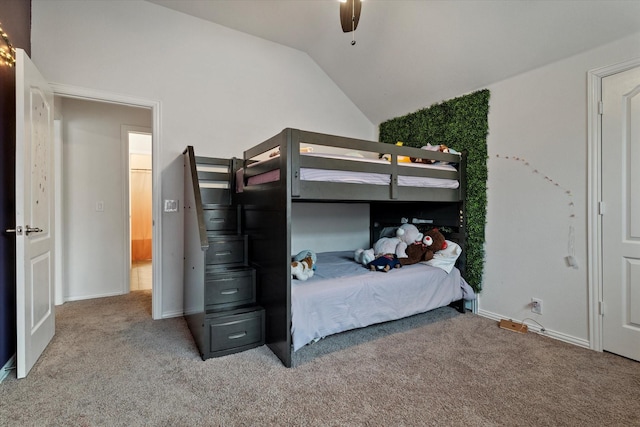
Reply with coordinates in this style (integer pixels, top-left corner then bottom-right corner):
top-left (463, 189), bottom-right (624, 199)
top-left (1, 290), bottom-right (639, 426)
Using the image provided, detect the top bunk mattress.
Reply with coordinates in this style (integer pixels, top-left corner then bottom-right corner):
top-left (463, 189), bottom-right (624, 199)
top-left (237, 152), bottom-right (460, 192)
top-left (291, 251), bottom-right (475, 351)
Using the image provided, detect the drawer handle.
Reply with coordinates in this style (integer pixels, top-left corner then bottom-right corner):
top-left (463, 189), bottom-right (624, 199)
top-left (209, 218), bottom-right (225, 223)
top-left (228, 331), bottom-right (247, 340)
top-left (220, 288), bottom-right (239, 295)
top-left (215, 251), bottom-right (232, 256)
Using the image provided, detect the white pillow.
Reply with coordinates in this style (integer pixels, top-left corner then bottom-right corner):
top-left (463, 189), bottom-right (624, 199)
top-left (423, 240), bottom-right (462, 273)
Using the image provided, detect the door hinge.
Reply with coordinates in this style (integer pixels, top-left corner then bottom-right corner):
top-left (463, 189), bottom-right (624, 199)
top-left (598, 201), bottom-right (606, 215)
top-left (599, 301), bottom-right (605, 316)
top-left (598, 101), bottom-right (604, 115)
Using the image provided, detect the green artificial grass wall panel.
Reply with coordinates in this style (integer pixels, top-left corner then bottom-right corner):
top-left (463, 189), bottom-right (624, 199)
top-left (379, 89), bottom-right (489, 292)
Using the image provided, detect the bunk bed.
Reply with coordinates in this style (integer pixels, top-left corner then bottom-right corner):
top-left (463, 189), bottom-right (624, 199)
top-left (236, 128), bottom-right (472, 367)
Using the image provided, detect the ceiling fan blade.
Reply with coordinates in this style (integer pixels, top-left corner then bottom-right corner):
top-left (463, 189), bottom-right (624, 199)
top-left (340, 0), bottom-right (362, 33)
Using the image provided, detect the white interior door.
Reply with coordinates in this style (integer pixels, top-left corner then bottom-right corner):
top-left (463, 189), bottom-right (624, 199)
top-left (14, 49), bottom-right (55, 378)
top-left (602, 65), bottom-right (640, 362)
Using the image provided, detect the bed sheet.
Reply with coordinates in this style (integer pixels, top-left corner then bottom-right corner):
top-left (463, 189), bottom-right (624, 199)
top-left (237, 152), bottom-right (459, 192)
top-left (291, 251), bottom-right (475, 351)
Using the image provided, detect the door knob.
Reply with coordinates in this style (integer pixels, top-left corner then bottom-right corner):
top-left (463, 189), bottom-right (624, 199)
top-left (5, 226), bottom-right (23, 235)
top-left (24, 226), bottom-right (42, 235)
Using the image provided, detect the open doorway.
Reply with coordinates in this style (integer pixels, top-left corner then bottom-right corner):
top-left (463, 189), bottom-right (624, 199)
top-left (127, 130), bottom-right (153, 291)
top-left (52, 83), bottom-right (162, 319)
top-left (58, 97), bottom-right (153, 303)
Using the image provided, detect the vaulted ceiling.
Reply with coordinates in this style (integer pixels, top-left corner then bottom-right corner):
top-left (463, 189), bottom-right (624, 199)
top-left (146, 0), bottom-right (640, 125)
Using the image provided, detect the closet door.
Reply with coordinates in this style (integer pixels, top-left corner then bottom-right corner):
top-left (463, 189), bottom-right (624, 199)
top-left (601, 65), bottom-right (640, 362)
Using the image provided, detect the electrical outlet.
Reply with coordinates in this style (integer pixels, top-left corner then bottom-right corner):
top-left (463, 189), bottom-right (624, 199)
top-left (531, 298), bottom-right (543, 315)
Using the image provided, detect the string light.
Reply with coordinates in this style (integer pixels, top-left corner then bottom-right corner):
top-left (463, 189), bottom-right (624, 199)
top-left (495, 154), bottom-right (577, 268)
top-left (0, 23), bottom-right (16, 67)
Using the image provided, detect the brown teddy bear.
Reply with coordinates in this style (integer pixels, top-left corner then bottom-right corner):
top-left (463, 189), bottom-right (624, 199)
top-left (399, 227), bottom-right (448, 266)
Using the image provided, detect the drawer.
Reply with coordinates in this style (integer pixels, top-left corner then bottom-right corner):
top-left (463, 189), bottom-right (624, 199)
top-left (203, 208), bottom-right (237, 233)
top-left (206, 235), bottom-right (246, 266)
top-left (205, 268), bottom-right (256, 310)
top-left (207, 308), bottom-right (265, 354)
top-left (200, 187), bottom-right (231, 206)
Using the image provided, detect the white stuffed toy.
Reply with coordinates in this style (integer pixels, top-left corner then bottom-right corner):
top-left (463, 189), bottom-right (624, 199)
top-left (354, 224), bottom-right (424, 266)
top-left (291, 254), bottom-right (315, 281)
top-left (292, 250), bottom-right (317, 270)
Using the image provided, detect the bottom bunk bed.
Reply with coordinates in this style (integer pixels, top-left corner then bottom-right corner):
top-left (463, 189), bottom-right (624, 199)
top-left (291, 251), bottom-right (476, 352)
top-left (235, 128), bottom-right (471, 367)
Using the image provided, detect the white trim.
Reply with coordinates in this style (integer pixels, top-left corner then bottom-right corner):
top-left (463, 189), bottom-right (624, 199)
top-left (0, 354), bottom-right (16, 383)
top-left (587, 57), bottom-right (640, 352)
top-left (477, 309), bottom-right (591, 349)
top-left (54, 120), bottom-right (64, 306)
top-left (159, 310), bottom-right (185, 319)
top-left (121, 126), bottom-right (130, 295)
top-left (50, 83), bottom-right (164, 320)
top-left (64, 291), bottom-right (125, 302)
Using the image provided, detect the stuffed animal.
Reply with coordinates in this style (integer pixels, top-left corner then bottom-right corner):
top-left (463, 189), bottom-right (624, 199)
top-left (379, 141), bottom-right (412, 163)
top-left (422, 227), bottom-right (448, 261)
top-left (367, 254), bottom-right (402, 272)
top-left (354, 247), bottom-right (375, 266)
top-left (354, 223), bottom-right (424, 266)
top-left (292, 250), bottom-right (317, 270)
top-left (410, 144), bottom-right (449, 164)
top-left (398, 227), bottom-right (448, 266)
top-left (398, 239), bottom-right (430, 266)
top-left (291, 255), bottom-right (314, 281)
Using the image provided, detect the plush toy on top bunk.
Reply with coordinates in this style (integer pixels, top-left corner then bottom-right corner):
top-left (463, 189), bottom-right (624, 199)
top-left (291, 250), bottom-right (317, 281)
top-left (379, 141), bottom-right (412, 163)
top-left (398, 227), bottom-right (448, 266)
top-left (354, 223), bottom-right (424, 267)
top-left (410, 143), bottom-right (460, 164)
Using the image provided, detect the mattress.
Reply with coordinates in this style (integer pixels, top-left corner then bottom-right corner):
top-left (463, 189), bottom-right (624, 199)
top-left (291, 251), bottom-right (475, 351)
top-left (237, 152), bottom-right (460, 192)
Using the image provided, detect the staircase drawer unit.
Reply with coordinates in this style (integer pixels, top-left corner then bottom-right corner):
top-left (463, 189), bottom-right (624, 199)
top-left (203, 207), bottom-right (237, 233)
top-left (205, 235), bottom-right (247, 267)
top-left (206, 308), bottom-right (265, 357)
top-left (205, 267), bottom-right (256, 311)
top-left (185, 149), bottom-right (262, 361)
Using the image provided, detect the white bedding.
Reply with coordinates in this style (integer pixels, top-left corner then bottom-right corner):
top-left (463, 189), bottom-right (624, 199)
top-left (291, 251), bottom-right (476, 351)
top-left (300, 168), bottom-right (459, 189)
top-left (238, 152), bottom-right (460, 191)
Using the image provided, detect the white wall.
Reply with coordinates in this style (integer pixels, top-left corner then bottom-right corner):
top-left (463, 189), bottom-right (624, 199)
top-left (292, 203), bottom-right (370, 255)
top-left (60, 98), bottom-right (152, 300)
top-left (32, 0), bottom-right (375, 317)
top-left (480, 32), bottom-right (640, 346)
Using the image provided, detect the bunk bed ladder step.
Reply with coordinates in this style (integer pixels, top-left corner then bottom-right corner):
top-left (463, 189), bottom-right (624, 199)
top-left (183, 147), bottom-right (265, 361)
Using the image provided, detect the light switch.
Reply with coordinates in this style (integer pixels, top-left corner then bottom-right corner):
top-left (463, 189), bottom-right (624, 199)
top-left (96, 201), bottom-right (104, 212)
top-left (164, 199), bottom-right (179, 212)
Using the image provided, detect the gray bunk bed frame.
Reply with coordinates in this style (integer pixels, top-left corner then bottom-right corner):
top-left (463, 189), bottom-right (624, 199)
top-left (237, 128), bottom-right (467, 367)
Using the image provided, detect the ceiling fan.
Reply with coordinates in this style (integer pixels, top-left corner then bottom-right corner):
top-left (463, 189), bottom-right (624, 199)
top-left (339, 0), bottom-right (363, 45)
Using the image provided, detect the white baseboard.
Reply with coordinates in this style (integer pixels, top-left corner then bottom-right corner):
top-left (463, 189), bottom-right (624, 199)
top-left (161, 310), bottom-right (185, 319)
top-left (63, 292), bottom-right (183, 320)
top-left (64, 290), bottom-right (126, 302)
top-left (1, 354), bottom-right (16, 383)
top-left (477, 309), bottom-right (591, 349)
